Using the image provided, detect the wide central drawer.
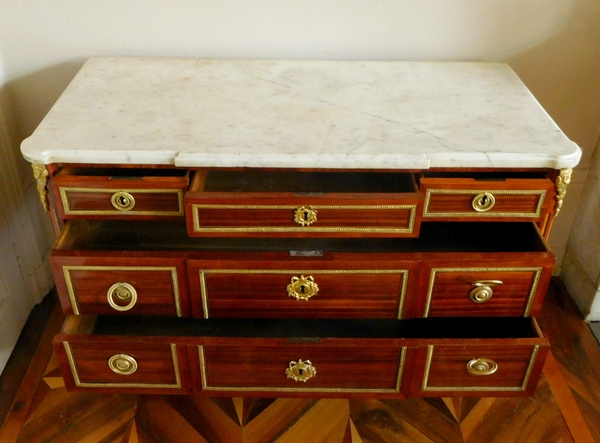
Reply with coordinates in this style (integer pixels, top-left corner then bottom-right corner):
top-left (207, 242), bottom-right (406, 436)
top-left (185, 170), bottom-right (422, 237)
top-left (54, 316), bottom-right (549, 398)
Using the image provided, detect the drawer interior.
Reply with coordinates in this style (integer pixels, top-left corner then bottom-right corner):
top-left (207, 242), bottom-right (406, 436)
top-left (197, 170), bottom-right (417, 193)
top-left (87, 316), bottom-right (542, 340)
top-left (55, 219), bottom-right (549, 254)
top-left (57, 167), bottom-right (189, 179)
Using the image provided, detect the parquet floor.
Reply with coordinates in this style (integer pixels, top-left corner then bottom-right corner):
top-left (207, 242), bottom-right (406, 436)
top-left (1, 279), bottom-right (598, 443)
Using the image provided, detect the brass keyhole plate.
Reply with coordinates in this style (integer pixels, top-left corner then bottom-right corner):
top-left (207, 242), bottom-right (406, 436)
top-left (286, 359), bottom-right (317, 382)
top-left (472, 192), bottom-right (495, 212)
top-left (287, 275), bottom-right (319, 301)
top-left (293, 206), bottom-right (317, 226)
top-left (111, 191), bottom-right (136, 211)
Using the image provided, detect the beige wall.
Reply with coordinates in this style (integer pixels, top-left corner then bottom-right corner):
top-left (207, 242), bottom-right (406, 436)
top-left (1, 0), bottom-right (599, 371)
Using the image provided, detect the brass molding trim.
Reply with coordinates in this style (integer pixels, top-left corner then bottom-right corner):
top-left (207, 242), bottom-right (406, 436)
top-left (59, 187), bottom-right (184, 216)
top-left (63, 342), bottom-right (182, 389)
top-left (198, 346), bottom-right (406, 393)
top-left (62, 265), bottom-right (182, 317)
top-left (421, 344), bottom-right (540, 392)
top-left (423, 189), bottom-right (546, 218)
top-left (424, 267), bottom-right (543, 318)
top-left (199, 269), bottom-right (409, 319)
top-left (32, 163), bottom-right (49, 212)
top-left (191, 204), bottom-right (417, 233)
top-left (554, 168), bottom-right (572, 216)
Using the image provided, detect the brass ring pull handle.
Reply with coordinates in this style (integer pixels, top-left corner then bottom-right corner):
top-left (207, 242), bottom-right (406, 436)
top-left (108, 354), bottom-right (138, 375)
top-left (287, 275), bottom-right (319, 301)
top-left (107, 282), bottom-right (138, 311)
top-left (111, 191), bottom-right (136, 211)
top-left (293, 206), bottom-right (317, 226)
top-left (472, 192), bottom-right (495, 212)
top-left (469, 280), bottom-right (503, 304)
top-left (467, 357), bottom-right (498, 376)
top-left (286, 359), bottom-right (317, 382)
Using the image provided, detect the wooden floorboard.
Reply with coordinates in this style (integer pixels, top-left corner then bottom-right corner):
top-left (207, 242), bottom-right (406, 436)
top-left (0, 291), bottom-right (57, 426)
top-left (0, 278), bottom-right (598, 442)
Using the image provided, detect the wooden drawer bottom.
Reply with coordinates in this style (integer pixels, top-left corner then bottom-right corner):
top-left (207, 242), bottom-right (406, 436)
top-left (54, 316), bottom-right (549, 398)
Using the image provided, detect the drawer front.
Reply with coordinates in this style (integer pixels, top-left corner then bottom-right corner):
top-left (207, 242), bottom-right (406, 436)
top-left (197, 343), bottom-right (406, 394)
top-left (420, 178), bottom-right (555, 220)
top-left (415, 343), bottom-right (547, 396)
top-left (51, 168), bottom-right (189, 219)
top-left (422, 265), bottom-right (552, 318)
top-left (188, 263), bottom-right (415, 319)
top-left (58, 340), bottom-right (188, 393)
top-left (187, 201), bottom-right (420, 237)
top-left (51, 258), bottom-right (188, 316)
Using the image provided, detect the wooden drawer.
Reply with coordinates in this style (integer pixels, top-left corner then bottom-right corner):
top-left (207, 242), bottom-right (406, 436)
top-left (420, 259), bottom-right (554, 318)
top-left (185, 170), bottom-right (422, 237)
top-left (52, 220), bottom-right (553, 319)
top-left (55, 317), bottom-right (191, 394)
top-left (187, 260), bottom-right (417, 319)
top-left (197, 341), bottom-right (405, 394)
top-left (51, 223), bottom-right (190, 316)
top-left (420, 175), bottom-right (555, 221)
top-left (51, 167), bottom-right (189, 219)
top-left (53, 316), bottom-right (548, 397)
top-left (411, 339), bottom-right (548, 397)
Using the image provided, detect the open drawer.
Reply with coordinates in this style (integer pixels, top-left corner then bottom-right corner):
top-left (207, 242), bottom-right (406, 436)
top-left (50, 220), bottom-right (554, 319)
top-left (185, 170), bottom-right (422, 237)
top-left (54, 316), bottom-right (549, 397)
top-left (51, 167), bottom-right (190, 219)
top-left (419, 172), bottom-right (555, 222)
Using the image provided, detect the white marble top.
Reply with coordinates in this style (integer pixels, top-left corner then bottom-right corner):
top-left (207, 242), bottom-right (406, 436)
top-left (22, 57), bottom-right (581, 169)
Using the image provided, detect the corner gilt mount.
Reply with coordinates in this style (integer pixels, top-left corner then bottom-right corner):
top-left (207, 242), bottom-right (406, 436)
top-left (31, 163), bottom-right (49, 213)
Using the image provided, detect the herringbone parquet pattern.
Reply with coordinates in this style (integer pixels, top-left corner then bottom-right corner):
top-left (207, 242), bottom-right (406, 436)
top-left (14, 352), bottom-right (570, 443)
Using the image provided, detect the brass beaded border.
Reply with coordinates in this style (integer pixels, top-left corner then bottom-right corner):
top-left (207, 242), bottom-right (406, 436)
top-left (59, 187), bottom-right (184, 216)
top-left (191, 204), bottom-right (417, 233)
top-left (423, 267), bottom-right (543, 318)
top-left (63, 342), bottom-right (182, 389)
top-left (423, 189), bottom-right (546, 218)
top-left (62, 265), bottom-right (182, 317)
top-left (421, 344), bottom-right (540, 392)
top-left (198, 345), bottom-right (407, 393)
top-left (198, 269), bottom-right (410, 320)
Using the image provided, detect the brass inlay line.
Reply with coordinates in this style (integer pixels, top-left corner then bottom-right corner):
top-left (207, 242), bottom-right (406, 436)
top-left (62, 265), bottom-right (182, 317)
top-left (199, 269), bottom-right (409, 319)
top-left (63, 342), bottom-right (182, 389)
top-left (424, 267), bottom-right (543, 318)
top-left (423, 189), bottom-right (546, 218)
top-left (421, 344), bottom-right (540, 392)
top-left (59, 187), bottom-right (184, 216)
top-left (192, 204), bottom-right (417, 233)
top-left (198, 346), bottom-right (406, 393)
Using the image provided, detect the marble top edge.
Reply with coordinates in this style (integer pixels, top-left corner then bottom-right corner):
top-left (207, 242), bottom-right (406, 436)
top-left (21, 57), bottom-right (582, 169)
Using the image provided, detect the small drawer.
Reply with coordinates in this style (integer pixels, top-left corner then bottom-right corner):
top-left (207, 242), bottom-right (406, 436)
top-left (51, 167), bottom-right (189, 219)
top-left (421, 262), bottom-right (554, 318)
top-left (413, 339), bottom-right (548, 397)
top-left (185, 170), bottom-right (422, 237)
top-left (420, 176), bottom-right (555, 221)
top-left (51, 224), bottom-right (190, 316)
top-left (55, 317), bottom-right (190, 394)
top-left (188, 260), bottom-right (417, 319)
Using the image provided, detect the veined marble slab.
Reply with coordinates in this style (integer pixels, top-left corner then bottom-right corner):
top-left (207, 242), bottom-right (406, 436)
top-left (22, 57), bottom-right (581, 169)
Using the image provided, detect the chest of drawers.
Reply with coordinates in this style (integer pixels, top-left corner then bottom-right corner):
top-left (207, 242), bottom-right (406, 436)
top-left (22, 58), bottom-right (580, 398)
